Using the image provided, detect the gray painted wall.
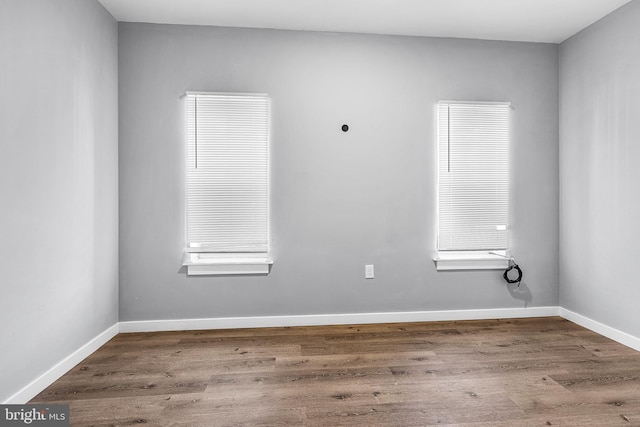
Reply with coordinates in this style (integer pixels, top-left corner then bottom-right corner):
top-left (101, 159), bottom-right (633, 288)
top-left (0, 0), bottom-right (118, 402)
top-left (559, 1), bottom-right (640, 337)
top-left (119, 24), bottom-right (559, 321)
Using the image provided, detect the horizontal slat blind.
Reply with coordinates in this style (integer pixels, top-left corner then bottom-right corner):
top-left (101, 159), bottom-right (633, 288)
top-left (437, 101), bottom-right (510, 251)
top-left (185, 93), bottom-right (269, 252)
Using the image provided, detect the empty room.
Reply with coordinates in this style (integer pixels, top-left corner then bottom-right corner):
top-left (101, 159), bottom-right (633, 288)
top-left (2, 0), bottom-right (640, 425)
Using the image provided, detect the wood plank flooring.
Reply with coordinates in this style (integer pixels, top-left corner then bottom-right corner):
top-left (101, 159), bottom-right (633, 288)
top-left (31, 317), bottom-right (640, 426)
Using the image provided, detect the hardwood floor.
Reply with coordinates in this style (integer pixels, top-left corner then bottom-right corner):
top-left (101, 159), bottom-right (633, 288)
top-left (31, 317), bottom-right (640, 426)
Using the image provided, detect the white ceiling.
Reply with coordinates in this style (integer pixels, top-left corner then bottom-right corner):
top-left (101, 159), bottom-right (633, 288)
top-left (98, 0), bottom-right (632, 43)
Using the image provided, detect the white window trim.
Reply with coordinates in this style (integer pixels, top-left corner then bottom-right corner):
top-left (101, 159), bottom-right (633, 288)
top-left (435, 101), bottom-right (512, 271)
top-left (182, 252), bottom-right (273, 276)
top-left (182, 91), bottom-right (273, 275)
top-left (433, 251), bottom-right (511, 271)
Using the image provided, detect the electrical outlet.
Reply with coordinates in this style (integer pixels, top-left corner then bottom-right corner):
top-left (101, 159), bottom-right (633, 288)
top-left (365, 264), bottom-right (374, 279)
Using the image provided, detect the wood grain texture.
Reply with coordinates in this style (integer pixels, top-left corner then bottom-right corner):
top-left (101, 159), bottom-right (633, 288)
top-left (31, 317), bottom-right (640, 426)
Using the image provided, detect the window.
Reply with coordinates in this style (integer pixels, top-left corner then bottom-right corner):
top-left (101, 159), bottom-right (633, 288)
top-left (435, 101), bottom-right (511, 270)
top-left (182, 92), bottom-right (272, 275)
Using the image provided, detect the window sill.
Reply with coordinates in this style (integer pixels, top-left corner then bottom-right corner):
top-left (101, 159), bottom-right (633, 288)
top-left (182, 253), bottom-right (273, 276)
top-left (433, 251), bottom-right (511, 271)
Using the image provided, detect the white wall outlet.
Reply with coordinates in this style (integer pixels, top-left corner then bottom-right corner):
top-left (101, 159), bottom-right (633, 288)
top-left (365, 264), bottom-right (374, 279)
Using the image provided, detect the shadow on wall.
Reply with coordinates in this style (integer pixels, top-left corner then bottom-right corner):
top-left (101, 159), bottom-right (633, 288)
top-left (507, 281), bottom-right (532, 307)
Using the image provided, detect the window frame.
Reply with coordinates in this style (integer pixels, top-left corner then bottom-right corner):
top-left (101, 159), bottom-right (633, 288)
top-left (434, 100), bottom-right (512, 270)
top-left (181, 91), bottom-right (273, 275)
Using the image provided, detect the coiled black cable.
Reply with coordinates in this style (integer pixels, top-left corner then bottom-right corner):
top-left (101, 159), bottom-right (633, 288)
top-left (503, 261), bottom-right (523, 286)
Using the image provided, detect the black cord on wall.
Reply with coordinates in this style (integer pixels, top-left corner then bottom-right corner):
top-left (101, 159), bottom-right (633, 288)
top-left (503, 260), bottom-right (523, 287)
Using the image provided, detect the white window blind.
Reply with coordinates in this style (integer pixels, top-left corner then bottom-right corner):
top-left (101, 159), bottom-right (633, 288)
top-left (437, 101), bottom-right (510, 251)
top-left (185, 92), bottom-right (269, 253)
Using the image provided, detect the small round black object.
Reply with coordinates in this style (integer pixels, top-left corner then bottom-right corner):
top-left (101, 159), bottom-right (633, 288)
top-left (341, 124), bottom-right (349, 132)
top-left (503, 263), bottom-right (523, 285)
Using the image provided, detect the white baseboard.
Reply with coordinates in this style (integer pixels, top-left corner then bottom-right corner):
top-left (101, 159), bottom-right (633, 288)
top-left (3, 324), bottom-right (119, 404)
top-left (560, 308), bottom-right (640, 352)
top-left (118, 306), bottom-right (560, 333)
